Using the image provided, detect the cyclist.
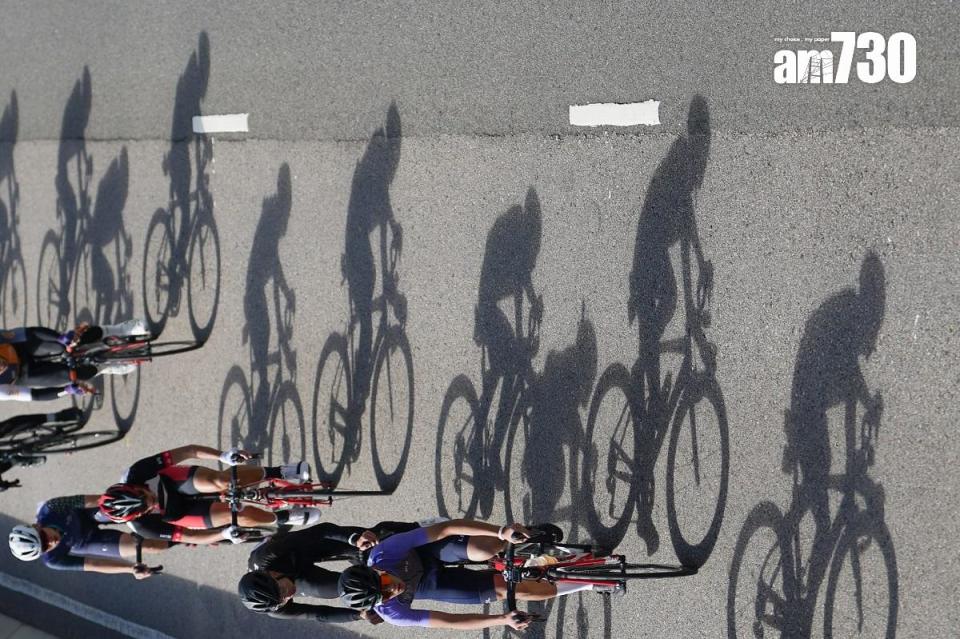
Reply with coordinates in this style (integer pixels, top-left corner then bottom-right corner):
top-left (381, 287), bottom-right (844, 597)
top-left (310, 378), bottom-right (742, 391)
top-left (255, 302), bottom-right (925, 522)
top-left (0, 319), bottom-right (146, 401)
top-left (98, 444), bottom-right (320, 543)
top-left (337, 519), bottom-right (602, 631)
top-left (238, 519), bottom-right (419, 623)
top-left (8, 493), bottom-right (172, 577)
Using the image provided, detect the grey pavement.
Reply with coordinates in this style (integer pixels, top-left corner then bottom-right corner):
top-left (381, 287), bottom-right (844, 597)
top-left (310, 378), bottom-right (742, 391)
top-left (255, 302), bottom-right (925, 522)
top-left (0, 2), bottom-right (957, 638)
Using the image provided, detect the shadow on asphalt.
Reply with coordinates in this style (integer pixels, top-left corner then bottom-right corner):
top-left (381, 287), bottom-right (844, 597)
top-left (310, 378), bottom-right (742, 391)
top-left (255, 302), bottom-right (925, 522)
top-left (726, 252), bottom-right (899, 638)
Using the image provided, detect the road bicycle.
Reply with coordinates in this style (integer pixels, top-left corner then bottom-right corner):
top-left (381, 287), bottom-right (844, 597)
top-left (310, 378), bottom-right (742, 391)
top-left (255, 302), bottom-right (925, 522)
top-left (211, 456), bottom-right (390, 541)
top-left (583, 242), bottom-right (728, 566)
top-left (435, 295), bottom-right (541, 521)
top-left (313, 218), bottom-right (413, 490)
top-left (0, 92), bottom-right (26, 328)
top-left (454, 526), bottom-right (696, 635)
top-left (727, 405), bottom-right (897, 638)
top-left (142, 134), bottom-right (220, 340)
top-left (0, 408), bottom-right (125, 489)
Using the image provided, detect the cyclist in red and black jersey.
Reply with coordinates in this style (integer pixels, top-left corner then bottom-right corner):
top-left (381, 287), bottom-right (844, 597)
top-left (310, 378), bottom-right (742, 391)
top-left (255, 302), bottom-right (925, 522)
top-left (100, 444), bottom-right (319, 544)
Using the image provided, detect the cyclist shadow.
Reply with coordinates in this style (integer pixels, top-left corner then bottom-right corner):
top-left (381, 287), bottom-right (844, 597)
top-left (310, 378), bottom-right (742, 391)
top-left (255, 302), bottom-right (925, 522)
top-left (435, 187), bottom-right (543, 522)
top-left (507, 305), bottom-right (616, 639)
top-left (142, 31), bottom-right (221, 342)
top-left (219, 164), bottom-right (303, 469)
top-left (312, 102), bottom-right (414, 492)
top-left (0, 90), bottom-right (28, 328)
top-left (727, 252), bottom-right (898, 638)
top-left (585, 95), bottom-right (729, 569)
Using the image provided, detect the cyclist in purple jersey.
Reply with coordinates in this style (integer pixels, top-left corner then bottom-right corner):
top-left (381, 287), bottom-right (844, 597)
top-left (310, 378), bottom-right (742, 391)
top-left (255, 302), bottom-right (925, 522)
top-left (339, 519), bottom-right (601, 631)
top-left (7, 494), bottom-right (172, 578)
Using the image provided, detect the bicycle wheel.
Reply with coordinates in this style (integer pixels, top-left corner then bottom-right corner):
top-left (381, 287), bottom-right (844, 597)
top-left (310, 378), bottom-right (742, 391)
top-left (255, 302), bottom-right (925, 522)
top-left (665, 371), bottom-right (729, 567)
top-left (31, 429), bottom-right (124, 454)
top-left (71, 241), bottom-right (96, 321)
top-left (146, 340), bottom-right (205, 358)
top-left (312, 332), bottom-right (352, 483)
top-left (370, 325), bottom-right (414, 491)
top-left (582, 363), bottom-right (638, 547)
top-left (186, 205), bottom-right (220, 341)
top-left (435, 374), bottom-right (481, 519)
top-left (142, 208), bottom-right (173, 334)
top-left (727, 501), bottom-right (797, 639)
top-left (555, 562), bottom-right (696, 580)
top-left (218, 367), bottom-right (252, 461)
top-left (36, 231), bottom-right (66, 330)
top-left (267, 381), bottom-right (306, 469)
top-left (503, 387), bottom-right (535, 526)
top-left (823, 516), bottom-right (897, 639)
top-left (1, 252), bottom-right (27, 327)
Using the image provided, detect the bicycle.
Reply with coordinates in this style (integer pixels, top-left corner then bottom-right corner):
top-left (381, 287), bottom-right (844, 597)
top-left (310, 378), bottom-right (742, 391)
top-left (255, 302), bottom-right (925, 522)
top-left (141, 126), bottom-right (220, 341)
top-left (211, 455), bottom-right (391, 541)
top-left (455, 526), bottom-right (697, 635)
top-left (435, 293), bottom-right (541, 521)
top-left (0, 91), bottom-right (27, 328)
top-left (727, 405), bottom-right (897, 638)
top-left (0, 409), bottom-right (125, 488)
top-left (583, 240), bottom-right (728, 566)
top-left (313, 218), bottom-right (413, 490)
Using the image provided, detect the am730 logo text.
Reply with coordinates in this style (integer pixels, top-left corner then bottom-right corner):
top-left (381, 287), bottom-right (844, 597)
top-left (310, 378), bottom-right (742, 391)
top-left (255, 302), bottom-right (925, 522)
top-left (774, 32), bottom-right (916, 84)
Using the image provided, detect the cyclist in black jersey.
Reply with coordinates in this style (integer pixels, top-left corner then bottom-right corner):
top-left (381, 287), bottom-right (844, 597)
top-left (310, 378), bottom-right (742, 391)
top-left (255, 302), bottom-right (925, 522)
top-left (8, 494), bottom-right (173, 577)
top-left (0, 320), bottom-right (145, 401)
top-left (100, 444), bottom-right (319, 544)
top-left (238, 520), bottom-right (419, 624)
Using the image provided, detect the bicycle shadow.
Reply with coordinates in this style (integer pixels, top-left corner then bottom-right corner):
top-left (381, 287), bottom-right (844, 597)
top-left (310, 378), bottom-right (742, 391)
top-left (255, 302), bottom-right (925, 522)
top-left (505, 305), bottom-right (616, 639)
top-left (142, 32), bottom-right (221, 342)
top-left (0, 90), bottom-right (28, 328)
top-left (584, 96), bottom-right (729, 569)
top-left (434, 186), bottom-right (543, 521)
top-left (727, 252), bottom-right (898, 638)
top-left (312, 102), bottom-right (414, 492)
top-left (219, 164), bottom-right (303, 468)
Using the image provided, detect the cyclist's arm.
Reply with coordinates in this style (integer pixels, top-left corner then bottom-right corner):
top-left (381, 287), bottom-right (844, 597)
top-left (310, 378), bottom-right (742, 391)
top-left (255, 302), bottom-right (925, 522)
top-left (81, 557), bottom-right (140, 576)
top-left (268, 602), bottom-right (361, 623)
top-left (421, 519), bottom-right (514, 544)
top-left (0, 385), bottom-right (61, 401)
top-left (165, 445), bottom-right (222, 465)
top-left (426, 611), bottom-right (513, 630)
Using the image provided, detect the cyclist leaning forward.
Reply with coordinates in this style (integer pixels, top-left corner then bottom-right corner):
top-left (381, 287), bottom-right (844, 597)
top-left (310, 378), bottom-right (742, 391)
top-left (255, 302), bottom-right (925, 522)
top-left (338, 519), bottom-right (613, 631)
top-left (98, 444), bottom-right (320, 545)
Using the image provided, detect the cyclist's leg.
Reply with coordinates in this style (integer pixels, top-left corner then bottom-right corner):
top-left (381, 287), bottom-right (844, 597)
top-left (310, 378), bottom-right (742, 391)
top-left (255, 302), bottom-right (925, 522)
top-left (206, 502), bottom-right (277, 528)
top-left (18, 360), bottom-right (95, 386)
top-left (465, 535), bottom-right (505, 561)
top-left (19, 327), bottom-right (66, 358)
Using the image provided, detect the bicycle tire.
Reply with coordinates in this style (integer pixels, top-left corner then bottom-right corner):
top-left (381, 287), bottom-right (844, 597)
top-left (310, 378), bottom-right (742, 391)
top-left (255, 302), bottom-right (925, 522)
top-left (146, 340), bottom-right (205, 358)
top-left (30, 429), bottom-right (124, 454)
top-left (435, 374), bottom-right (481, 519)
top-left (312, 332), bottom-right (353, 483)
top-left (582, 362), bottom-right (638, 547)
top-left (36, 230), bottom-right (66, 330)
top-left (823, 515), bottom-right (897, 639)
top-left (186, 205), bottom-right (220, 341)
top-left (141, 208), bottom-right (174, 335)
top-left (665, 370), bottom-right (729, 567)
top-left (217, 367), bottom-right (252, 462)
top-left (370, 324), bottom-right (415, 491)
top-left (0, 252), bottom-right (27, 327)
top-left (0, 422), bottom-right (76, 452)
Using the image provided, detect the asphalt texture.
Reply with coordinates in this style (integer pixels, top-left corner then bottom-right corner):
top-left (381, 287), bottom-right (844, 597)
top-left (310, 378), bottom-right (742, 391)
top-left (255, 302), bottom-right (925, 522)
top-left (0, 3), bottom-right (957, 638)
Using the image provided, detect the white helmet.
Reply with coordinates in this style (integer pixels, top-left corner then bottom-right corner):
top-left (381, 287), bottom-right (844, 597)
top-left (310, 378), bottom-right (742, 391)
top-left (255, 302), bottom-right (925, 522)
top-left (9, 525), bottom-right (42, 561)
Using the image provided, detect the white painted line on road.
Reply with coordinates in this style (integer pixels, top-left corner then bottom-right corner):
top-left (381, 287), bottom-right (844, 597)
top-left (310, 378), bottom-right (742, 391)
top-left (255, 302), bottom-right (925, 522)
top-left (0, 571), bottom-right (174, 639)
top-left (569, 100), bottom-right (660, 127)
top-left (192, 113), bottom-right (249, 133)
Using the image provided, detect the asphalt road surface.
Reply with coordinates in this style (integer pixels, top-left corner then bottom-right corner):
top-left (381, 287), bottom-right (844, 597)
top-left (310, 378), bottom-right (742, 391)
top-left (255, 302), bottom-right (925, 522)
top-left (0, 2), bottom-right (957, 638)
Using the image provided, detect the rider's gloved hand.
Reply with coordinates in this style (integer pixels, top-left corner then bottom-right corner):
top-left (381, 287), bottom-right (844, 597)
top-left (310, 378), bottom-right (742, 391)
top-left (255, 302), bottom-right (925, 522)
top-left (132, 563), bottom-right (155, 580)
top-left (498, 523), bottom-right (531, 543)
top-left (60, 383), bottom-right (88, 397)
top-left (349, 530), bottom-right (379, 551)
top-left (504, 611), bottom-right (533, 630)
top-left (218, 448), bottom-right (252, 466)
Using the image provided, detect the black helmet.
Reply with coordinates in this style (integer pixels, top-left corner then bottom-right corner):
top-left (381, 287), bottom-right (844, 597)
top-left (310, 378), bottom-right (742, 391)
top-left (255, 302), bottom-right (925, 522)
top-left (238, 570), bottom-right (283, 613)
top-left (338, 565), bottom-right (382, 610)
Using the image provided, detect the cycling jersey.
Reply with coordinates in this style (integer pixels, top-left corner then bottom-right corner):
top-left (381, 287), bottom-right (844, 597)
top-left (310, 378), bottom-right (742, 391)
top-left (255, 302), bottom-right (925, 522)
top-left (120, 451), bottom-right (214, 539)
top-left (37, 495), bottom-right (123, 570)
top-left (249, 521), bottom-right (417, 623)
top-left (367, 528), bottom-right (496, 627)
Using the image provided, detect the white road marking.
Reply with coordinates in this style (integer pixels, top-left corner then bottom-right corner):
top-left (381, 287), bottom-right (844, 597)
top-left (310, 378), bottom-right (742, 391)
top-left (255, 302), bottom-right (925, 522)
top-left (569, 101), bottom-right (660, 127)
top-left (913, 313), bottom-right (920, 341)
top-left (0, 571), bottom-right (174, 639)
top-left (192, 113), bottom-right (249, 133)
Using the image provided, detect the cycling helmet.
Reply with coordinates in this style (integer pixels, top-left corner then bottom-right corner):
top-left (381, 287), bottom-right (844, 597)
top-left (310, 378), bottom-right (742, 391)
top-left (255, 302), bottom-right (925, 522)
top-left (98, 483), bottom-right (150, 522)
top-left (238, 571), bottom-right (283, 612)
top-left (338, 565), bottom-right (382, 610)
top-left (9, 525), bottom-right (42, 561)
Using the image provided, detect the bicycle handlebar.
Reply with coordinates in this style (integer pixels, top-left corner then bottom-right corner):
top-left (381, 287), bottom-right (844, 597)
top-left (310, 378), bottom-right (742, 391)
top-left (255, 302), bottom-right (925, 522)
top-left (133, 533), bottom-right (163, 575)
